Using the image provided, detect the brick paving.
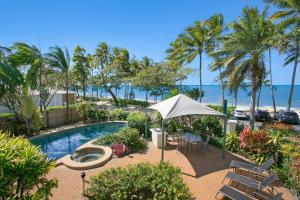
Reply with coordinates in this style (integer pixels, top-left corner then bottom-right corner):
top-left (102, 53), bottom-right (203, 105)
top-left (48, 140), bottom-right (295, 200)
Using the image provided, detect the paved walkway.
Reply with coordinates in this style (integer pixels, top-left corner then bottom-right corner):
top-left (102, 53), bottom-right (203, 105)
top-left (48, 141), bottom-right (295, 200)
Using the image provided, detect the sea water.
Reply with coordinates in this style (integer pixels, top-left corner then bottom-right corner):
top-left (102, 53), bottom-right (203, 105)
top-left (75, 85), bottom-right (300, 108)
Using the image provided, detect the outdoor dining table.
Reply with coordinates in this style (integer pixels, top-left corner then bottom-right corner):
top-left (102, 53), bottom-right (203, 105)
top-left (182, 133), bottom-right (203, 153)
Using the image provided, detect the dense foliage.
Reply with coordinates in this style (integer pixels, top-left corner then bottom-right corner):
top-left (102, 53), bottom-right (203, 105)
top-left (127, 111), bottom-right (148, 136)
top-left (93, 127), bottom-right (146, 153)
top-left (0, 133), bottom-right (57, 199)
top-left (87, 162), bottom-right (192, 200)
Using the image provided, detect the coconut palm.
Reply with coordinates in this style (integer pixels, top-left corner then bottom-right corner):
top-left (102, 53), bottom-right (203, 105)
top-left (217, 7), bottom-right (272, 128)
top-left (270, 0), bottom-right (300, 110)
top-left (167, 21), bottom-right (208, 102)
top-left (206, 14), bottom-right (226, 104)
top-left (94, 42), bottom-right (111, 98)
top-left (9, 42), bottom-right (44, 111)
top-left (45, 46), bottom-right (71, 122)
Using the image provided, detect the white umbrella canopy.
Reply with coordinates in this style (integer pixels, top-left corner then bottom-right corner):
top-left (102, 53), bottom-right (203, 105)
top-left (148, 94), bottom-right (224, 119)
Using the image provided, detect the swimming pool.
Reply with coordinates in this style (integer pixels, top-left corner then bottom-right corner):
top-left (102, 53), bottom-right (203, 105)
top-left (30, 122), bottom-right (127, 160)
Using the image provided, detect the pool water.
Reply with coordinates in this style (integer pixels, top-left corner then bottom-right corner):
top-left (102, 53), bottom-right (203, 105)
top-left (30, 122), bottom-right (126, 160)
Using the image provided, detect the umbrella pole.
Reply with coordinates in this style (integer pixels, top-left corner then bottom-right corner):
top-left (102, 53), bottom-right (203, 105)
top-left (222, 99), bottom-right (228, 159)
top-left (161, 119), bottom-right (165, 162)
top-left (144, 108), bottom-right (148, 139)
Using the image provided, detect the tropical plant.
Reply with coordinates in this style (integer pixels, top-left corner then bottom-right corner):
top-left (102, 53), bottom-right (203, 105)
top-left (0, 61), bottom-right (24, 114)
top-left (45, 46), bottom-right (71, 122)
top-left (0, 133), bottom-right (57, 199)
top-left (167, 21), bottom-right (208, 102)
top-left (269, 0), bottom-right (300, 110)
top-left (226, 132), bottom-right (240, 152)
top-left (206, 14), bottom-right (226, 104)
top-left (127, 111), bottom-right (148, 136)
top-left (9, 42), bottom-right (44, 112)
top-left (109, 108), bottom-right (128, 121)
top-left (216, 7), bottom-right (273, 128)
top-left (93, 127), bottom-right (146, 152)
top-left (72, 45), bottom-right (91, 97)
top-left (20, 91), bottom-right (44, 134)
top-left (87, 162), bottom-right (192, 200)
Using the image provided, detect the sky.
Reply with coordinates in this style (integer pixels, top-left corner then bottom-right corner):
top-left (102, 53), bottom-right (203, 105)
top-left (1, 0), bottom-right (298, 85)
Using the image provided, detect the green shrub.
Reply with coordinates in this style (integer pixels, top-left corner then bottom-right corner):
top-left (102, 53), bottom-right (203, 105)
top-left (209, 136), bottom-right (224, 148)
top-left (226, 132), bottom-right (239, 152)
top-left (77, 100), bottom-right (92, 121)
top-left (112, 98), bottom-right (150, 107)
top-left (127, 111), bottom-right (148, 136)
top-left (0, 133), bottom-right (57, 199)
top-left (109, 108), bottom-right (128, 121)
top-left (207, 104), bottom-right (235, 117)
top-left (96, 110), bottom-right (109, 122)
top-left (46, 103), bottom-right (77, 112)
top-left (0, 112), bottom-right (14, 118)
top-left (166, 119), bottom-right (177, 135)
top-left (192, 118), bottom-right (206, 134)
top-left (87, 162), bottom-right (192, 200)
top-left (93, 127), bottom-right (145, 152)
top-left (202, 116), bottom-right (223, 137)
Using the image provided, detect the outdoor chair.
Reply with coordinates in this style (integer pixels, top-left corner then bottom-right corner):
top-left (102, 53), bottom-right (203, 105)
top-left (175, 129), bottom-right (187, 153)
top-left (222, 172), bottom-right (277, 195)
top-left (215, 185), bottom-right (282, 200)
top-left (229, 157), bottom-right (275, 175)
top-left (201, 135), bottom-right (211, 150)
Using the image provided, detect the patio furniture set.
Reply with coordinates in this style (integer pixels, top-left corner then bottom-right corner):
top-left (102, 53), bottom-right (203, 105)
top-left (216, 157), bottom-right (283, 200)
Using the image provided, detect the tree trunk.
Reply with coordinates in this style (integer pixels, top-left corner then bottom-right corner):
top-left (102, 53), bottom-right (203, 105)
top-left (146, 90), bottom-right (148, 102)
top-left (250, 71), bottom-right (257, 129)
top-left (287, 38), bottom-right (299, 110)
top-left (83, 82), bottom-right (86, 98)
top-left (268, 48), bottom-right (276, 114)
top-left (199, 53), bottom-right (203, 103)
top-left (39, 69), bottom-right (43, 113)
top-left (66, 71), bottom-right (69, 123)
top-left (218, 67), bottom-right (225, 104)
top-left (257, 86), bottom-right (262, 110)
top-left (234, 89), bottom-right (238, 108)
top-left (106, 87), bottom-right (118, 105)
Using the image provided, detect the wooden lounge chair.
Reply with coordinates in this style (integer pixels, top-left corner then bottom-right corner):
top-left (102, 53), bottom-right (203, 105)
top-left (229, 157), bottom-right (275, 174)
top-left (223, 172), bottom-right (277, 192)
top-left (216, 185), bottom-right (282, 200)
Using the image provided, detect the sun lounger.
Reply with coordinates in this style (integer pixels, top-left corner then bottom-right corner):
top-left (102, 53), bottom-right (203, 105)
top-left (223, 172), bottom-right (277, 191)
top-left (216, 185), bottom-right (282, 200)
top-left (229, 157), bottom-right (275, 174)
top-left (216, 185), bottom-right (253, 200)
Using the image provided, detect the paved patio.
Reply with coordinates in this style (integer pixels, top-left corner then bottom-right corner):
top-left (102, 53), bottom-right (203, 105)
top-left (47, 140), bottom-right (295, 200)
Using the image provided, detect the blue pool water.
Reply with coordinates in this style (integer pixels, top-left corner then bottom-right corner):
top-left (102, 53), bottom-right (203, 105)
top-left (30, 122), bottom-right (127, 160)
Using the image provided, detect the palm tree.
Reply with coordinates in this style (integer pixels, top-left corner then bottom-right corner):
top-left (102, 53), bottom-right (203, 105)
top-left (10, 42), bottom-right (44, 112)
top-left (206, 14), bottom-right (226, 104)
top-left (45, 46), bottom-right (71, 122)
top-left (222, 63), bottom-right (248, 107)
top-left (167, 21), bottom-right (208, 102)
top-left (270, 0), bottom-right (300, 110)
top-left (217, 7), bottom-right (272, 128)
top-left (95, 42), bottom-right (111, 98)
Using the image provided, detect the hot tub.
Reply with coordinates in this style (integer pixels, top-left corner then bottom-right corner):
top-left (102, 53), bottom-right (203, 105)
top-left (56, 141), bottom-right (112, 170)
top-left (72, 150), bottom-right (104, 163)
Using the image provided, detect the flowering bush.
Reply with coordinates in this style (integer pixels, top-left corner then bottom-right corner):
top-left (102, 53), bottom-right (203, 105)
top-left (239, 128), bottom-right (275, 163)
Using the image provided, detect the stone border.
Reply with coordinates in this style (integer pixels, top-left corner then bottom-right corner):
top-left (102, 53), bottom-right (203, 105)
top-left (29, 121), bottom-right (127, 141)
top-left (56, 139), bottom-right (112, 170)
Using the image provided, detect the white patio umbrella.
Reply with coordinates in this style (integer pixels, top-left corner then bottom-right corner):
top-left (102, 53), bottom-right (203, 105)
top-left (146, 94), bottom-right (226, 161)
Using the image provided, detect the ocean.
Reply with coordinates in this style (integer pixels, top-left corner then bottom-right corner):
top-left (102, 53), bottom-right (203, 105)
top-left (78, 85), bottom-right (300, 108)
